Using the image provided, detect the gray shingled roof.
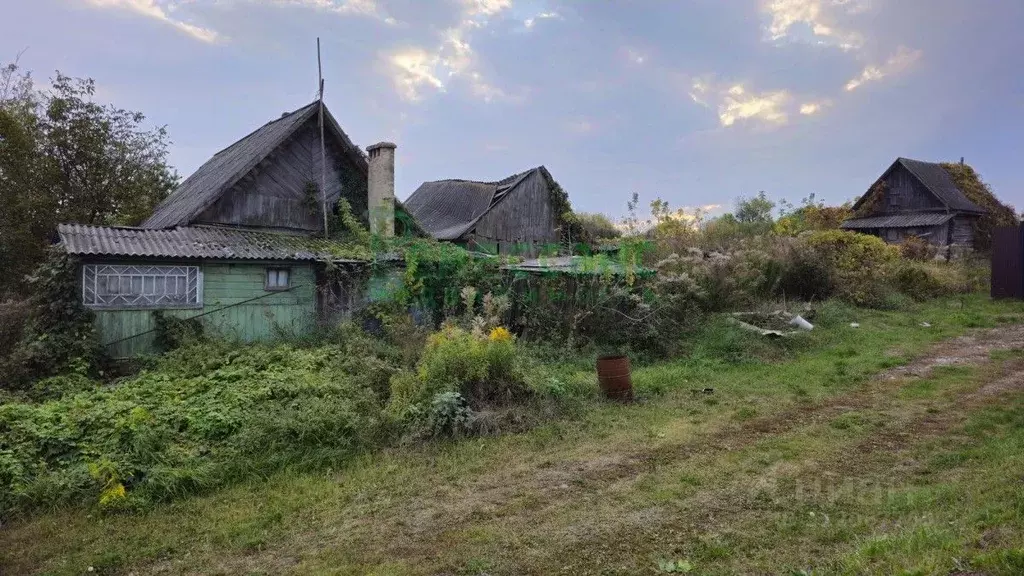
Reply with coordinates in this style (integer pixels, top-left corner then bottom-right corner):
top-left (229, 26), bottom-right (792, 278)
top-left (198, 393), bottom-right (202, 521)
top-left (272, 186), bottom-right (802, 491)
top-left (841, 213), bottom-right (955, 230)
top-left (59, 224), bottom-right (366, 262)
top-left (854, 158), bottom-right (987, 215)
top-left (403, 167), bottom-right (541, 240)
top-left (896, 158), bottom-right (986, 213)
top-left (142, 102), bottom-right (368, 229)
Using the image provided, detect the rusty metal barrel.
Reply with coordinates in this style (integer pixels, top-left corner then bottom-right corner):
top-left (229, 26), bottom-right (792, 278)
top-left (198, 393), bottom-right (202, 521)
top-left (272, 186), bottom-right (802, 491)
top-left (596, 355), bottom-right (634, 402)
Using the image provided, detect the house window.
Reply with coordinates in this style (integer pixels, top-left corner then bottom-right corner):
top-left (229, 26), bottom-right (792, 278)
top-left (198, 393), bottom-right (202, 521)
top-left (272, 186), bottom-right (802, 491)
top-left (265, 268), bottom-right (291, 291)
top-left (82, 264), bottom-right (202, 309)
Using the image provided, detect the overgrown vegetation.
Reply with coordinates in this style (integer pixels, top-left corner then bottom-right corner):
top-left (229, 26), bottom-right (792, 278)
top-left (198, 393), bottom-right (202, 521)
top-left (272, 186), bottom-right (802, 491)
top-left (0, 61), bottom-right (177, 298)
top-left (940, 162), bottom-right (1019, 251)
top-left (4, 295), bottom-right (1024, 575)
top-left (1, 332), bottom-right (400, 516)
top-left (0, 248), bottom-right (105, 390)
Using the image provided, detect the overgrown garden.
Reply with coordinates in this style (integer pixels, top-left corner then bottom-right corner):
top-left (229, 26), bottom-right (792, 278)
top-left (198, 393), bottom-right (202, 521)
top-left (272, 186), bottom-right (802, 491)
top-left (0, 185), bottom-right (996, 520)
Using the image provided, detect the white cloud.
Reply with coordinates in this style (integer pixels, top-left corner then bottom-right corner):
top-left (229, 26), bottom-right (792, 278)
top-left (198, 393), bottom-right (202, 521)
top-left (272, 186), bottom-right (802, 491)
top-left (845, 46), bottom-right (922, 91)
top-left (463, 0), bottom-right (513, 19)
top-left (720, 85), bottom-right (790, 126)
top-left (85, 0), bottom-right (220, 42)
top-left (799, 99), bottom-right (832, 115)
top-left (267, 0), bottom-right (396, 25)
top-left (761, 0), bottom-right (867, 51)
top-left (692, 80), bottom-right (791, 127)
top-left (389, 48), bottom-right (446, 101)
top-left (524, 11), bottom-right (560, 29)
top-left (385, 0), bottom-right (515, 101)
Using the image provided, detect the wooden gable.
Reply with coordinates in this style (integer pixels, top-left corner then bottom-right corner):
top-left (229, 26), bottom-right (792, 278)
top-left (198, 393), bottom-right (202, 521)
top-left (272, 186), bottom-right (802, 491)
top-left (196, 116), bottom-right (368, 233)
top-left (877, 163), bottom-right (945, 213)
top-left (471, 169), bottom-right (559, 254)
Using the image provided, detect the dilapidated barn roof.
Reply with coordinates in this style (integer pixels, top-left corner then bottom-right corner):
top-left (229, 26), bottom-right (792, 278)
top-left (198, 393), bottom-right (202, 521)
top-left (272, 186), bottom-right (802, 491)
top-left (841, 213), bottom-right (955, 230)
top-left (142, 101), bottom-right (368, 229)
top-left (897, 158), bottom-right (986, 213)
top-left (404, 167), bottom-right (548, 241)
top-left (854, 158), bottom-right (987, 215)
top-left (58, 224), bottom-right (367, 262)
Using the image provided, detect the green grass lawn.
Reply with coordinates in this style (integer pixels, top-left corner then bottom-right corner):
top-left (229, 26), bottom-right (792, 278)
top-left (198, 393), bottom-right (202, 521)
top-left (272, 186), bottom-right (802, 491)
top-left (4, 295), bottom-right (1024, 575)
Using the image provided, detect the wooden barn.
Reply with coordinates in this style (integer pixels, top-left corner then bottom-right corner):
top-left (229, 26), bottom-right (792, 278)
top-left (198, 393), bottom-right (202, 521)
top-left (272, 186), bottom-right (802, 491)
top-left (842, 157), bottom-right (987, 251)
top-left (56, 101), bottom-right (400, 358)
top-left (403, 166), bottom-right (567, 257)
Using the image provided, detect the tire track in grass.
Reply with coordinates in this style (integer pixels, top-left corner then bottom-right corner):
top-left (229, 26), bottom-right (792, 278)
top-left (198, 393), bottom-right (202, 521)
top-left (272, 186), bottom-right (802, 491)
top-left (142, 325), bottom-right (1024, 575)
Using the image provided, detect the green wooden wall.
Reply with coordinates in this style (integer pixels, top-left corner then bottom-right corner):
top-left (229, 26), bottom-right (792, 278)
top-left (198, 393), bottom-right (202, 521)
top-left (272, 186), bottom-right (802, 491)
top-left (93, 262), bottom-right (317, 358)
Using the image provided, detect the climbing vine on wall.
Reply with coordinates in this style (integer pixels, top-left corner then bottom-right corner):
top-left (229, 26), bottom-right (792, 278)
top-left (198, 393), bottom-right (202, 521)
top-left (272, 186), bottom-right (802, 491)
top-left (940, 162), bottom-right (1018, 252)
top-left (854, 181), bottom-right (888, 218)
top-left (539, 168), bottom-right (591, 250)
top-left (1, 247), bottom-right (105, 389)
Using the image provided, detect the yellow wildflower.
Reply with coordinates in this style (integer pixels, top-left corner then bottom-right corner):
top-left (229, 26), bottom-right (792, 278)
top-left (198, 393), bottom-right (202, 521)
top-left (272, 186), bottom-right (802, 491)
top-left (488, 326), bottom-right (513, 343)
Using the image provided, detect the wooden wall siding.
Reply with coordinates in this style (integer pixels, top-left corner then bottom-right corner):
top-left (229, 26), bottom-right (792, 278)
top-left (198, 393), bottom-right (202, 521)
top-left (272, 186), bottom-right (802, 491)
top-left (879, 225), bottom-right (949, 245)
top-left (951, 216), bottom-right (976, 246)
top-left (471, 170), bottom-right (558, 257)
top-left (883, 166), bottom-right (945, 213)
top-left (197, 121), bottom-right (365, 232)
top-left (93, 262), bottom-right (317, 358)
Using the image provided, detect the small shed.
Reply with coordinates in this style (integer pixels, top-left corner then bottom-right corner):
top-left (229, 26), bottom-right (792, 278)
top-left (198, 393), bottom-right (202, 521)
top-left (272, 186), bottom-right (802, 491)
top-left (404, 166), bottom-right (569, 257)
top-left (842, 158), bottom-right (987, 252)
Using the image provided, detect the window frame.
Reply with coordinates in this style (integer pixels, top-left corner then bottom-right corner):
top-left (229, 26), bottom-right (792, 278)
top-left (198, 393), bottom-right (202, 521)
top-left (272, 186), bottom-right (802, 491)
top-left (265, 267), bottom-right (292, 291)
top-left (81, 263), bottom-right (203, 310)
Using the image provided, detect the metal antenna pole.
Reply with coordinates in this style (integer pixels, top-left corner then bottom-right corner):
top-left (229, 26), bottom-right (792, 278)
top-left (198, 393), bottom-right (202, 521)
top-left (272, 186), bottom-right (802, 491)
top-left (318, 38), bottom-right (329, 237)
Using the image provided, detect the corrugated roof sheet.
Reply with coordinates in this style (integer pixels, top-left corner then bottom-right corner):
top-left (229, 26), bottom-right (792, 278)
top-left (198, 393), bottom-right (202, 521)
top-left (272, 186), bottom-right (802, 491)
top-left (58, 224), bottom-right (367, 262)
top-left (142, 102), bottom-right (368, 229)
top-left (404, 168), bottom-right (540, 240)
top-left (841, 212), bottom-right (955, 229)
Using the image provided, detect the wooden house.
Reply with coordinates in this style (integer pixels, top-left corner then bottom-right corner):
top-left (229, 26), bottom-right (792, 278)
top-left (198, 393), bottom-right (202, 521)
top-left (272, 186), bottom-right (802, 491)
top-left (404, 166), bottom-right (566, 257)
top-left (842, 158), bottom-right (987, 250)
top-left (57, 102), bottom-right (400, 358)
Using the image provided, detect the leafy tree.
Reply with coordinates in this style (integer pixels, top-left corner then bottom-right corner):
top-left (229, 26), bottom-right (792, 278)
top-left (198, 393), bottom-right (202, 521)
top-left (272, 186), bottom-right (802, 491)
top-left (0, 62), bottom-right (178, 296)
top-left (576, 212), bottom-right (621, 241)
top-left (773, 193), bottom-right (852, 235)
top-left (735, 191), bottom-right (775, 225)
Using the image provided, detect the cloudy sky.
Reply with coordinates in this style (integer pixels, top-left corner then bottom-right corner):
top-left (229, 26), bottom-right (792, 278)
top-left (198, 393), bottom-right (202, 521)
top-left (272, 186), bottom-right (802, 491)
top-left (3, 0), bottom-right (1023, 219)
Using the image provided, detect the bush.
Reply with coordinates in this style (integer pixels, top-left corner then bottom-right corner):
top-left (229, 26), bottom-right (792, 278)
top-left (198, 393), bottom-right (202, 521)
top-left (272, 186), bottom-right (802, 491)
top-left (893, 261), bottom-right (982, 301)
top-left (803, 230), bottom-right (900, 307)
top-left (893, 263), bottom-right (948, 301)
top-left (0, 299), bottom-right (29, 356)
top-left (665, 248), bottom-right (781, 312)
top-left (778, 247), bottom-right (834, 301)
top-left (1, 248), bottom-right (105, 390)
top-left (899, 236), bottom-right (939, 261)
top-left (426, 391), bottom-right (474, 437)
top-left (0, 340), bottom-right (397, 517)
top-left (152, 311), bottom-right (204, 352)
top-left (389, 325), bottom-right (529, 423)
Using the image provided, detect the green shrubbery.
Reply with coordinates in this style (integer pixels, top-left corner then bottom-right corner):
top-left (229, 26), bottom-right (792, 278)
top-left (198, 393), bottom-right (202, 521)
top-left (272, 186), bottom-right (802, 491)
top-left (387, 324), bottom-right (532, 436)
top-left (0, 335), bottom-right (399, 517)
top-left (1, 248), bottom-right (105, 391)
top-left (801, 230), bottom-right (901, 307)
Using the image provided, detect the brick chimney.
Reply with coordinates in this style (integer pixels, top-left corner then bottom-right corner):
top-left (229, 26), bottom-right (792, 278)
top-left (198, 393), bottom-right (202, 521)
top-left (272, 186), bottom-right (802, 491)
top-left (366, 142), bottom-right (396, 237)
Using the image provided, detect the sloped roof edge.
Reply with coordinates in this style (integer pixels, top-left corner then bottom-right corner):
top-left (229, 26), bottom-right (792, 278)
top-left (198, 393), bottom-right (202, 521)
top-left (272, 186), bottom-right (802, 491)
top-left (142, 101), bottom-right (367, 230)
top-left (404, 166), bottom-right (546, 241)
